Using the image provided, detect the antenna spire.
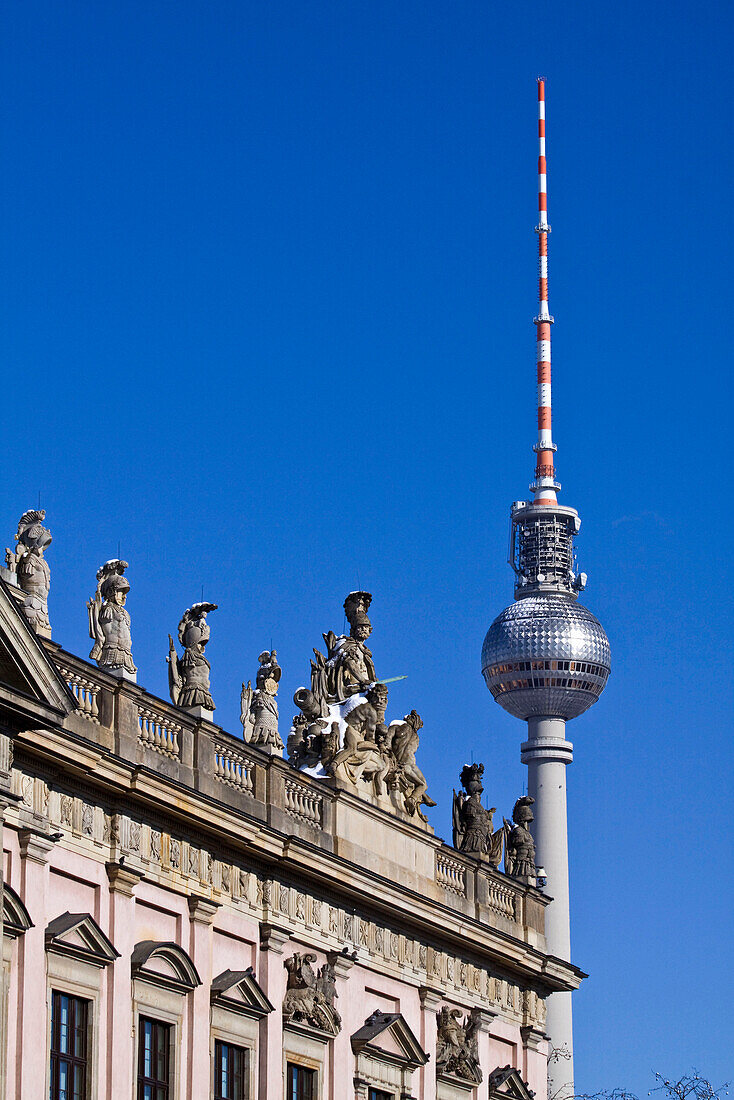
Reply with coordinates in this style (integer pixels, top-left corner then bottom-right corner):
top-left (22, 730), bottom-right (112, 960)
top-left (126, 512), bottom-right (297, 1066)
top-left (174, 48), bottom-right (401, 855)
top-left (532, 78), bottom-right (560, 504)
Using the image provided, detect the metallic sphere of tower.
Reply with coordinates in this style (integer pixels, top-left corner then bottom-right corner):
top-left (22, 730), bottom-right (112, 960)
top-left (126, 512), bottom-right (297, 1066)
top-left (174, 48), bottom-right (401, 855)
top-left (481, 595), bottom-right (610, 720)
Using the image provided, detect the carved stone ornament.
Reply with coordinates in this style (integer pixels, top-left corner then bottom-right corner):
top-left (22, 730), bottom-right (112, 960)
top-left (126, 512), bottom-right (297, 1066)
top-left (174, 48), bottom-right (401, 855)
top-left (282, 952), bottom-right (341, 1036)
top-left (87, 560), bottom-right (137, 675)
top-left (5, 510), bottom-right (52, 634)
top-left (436, 1005), bottom-right (483, 1085)
top-left (504, 796), bottom-right (537, 881)
top-left (167, 603), bottom-right (217, 712)
top-left (240, 650), bottom-right (283, 754)
top-left (452, 763), bottom-right (504, 867)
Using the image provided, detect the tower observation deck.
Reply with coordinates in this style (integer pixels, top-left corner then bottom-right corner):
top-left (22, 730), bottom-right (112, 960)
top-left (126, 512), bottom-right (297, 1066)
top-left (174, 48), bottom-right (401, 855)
top-left (481, 80), bottom-right (610, 1100)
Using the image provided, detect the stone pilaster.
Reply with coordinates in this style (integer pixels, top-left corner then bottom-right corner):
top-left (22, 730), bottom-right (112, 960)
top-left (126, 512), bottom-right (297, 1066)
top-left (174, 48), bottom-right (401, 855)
top-left (419, 986), bottom-right (444, 1097)
top-left (17, 830), bottom-right (57, 1099)
top-left (258, 923), bottom-right (292, 1100)
top-left (187, 897), bottom-right (220, 1100)
top-left (105, 860), bottom-right (142, 1100)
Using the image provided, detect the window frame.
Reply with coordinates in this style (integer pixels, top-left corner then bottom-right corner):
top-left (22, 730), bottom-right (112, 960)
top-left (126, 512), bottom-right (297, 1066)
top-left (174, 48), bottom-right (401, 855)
top-left (213, 1037), bottom-right (249, 1100)
top-left (368, 1089), bottom-right (395, 1100)
top-left (49, 989), bottom-right (90, 1100)
top-left (286, 1062), bottom-right (317, 1100)
top-left (137, 1015), bottom-right (172, 1100)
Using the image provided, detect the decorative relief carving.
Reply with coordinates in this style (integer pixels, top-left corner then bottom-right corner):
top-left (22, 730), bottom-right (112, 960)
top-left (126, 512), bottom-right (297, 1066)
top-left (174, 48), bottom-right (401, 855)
top-left (282, 953), bottom-right (341, 1036)
top-left (436, 1006), bottom-right (483, 1084)
top-left (150, 830), bottom-right (162, 862)
top-left (170, 838), bottom-right (181, 869)
top-left (81, 804), bottom-right (94, 836)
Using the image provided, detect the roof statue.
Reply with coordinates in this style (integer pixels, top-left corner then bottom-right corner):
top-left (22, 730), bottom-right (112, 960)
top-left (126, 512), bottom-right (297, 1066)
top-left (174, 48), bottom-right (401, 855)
top-left (167, 602), bottom-right (217, 715)
top-left (240, 649), bottom-right (283, 755)
top-left (289, 593), bottom-right (434, 821)
top-left (504, 796), bottom-right (537, 882)
top-left (87, 560), bottom-right (137, 678)
top-left (452, 763), bottom-right (504, 868)
top-left (5, 510), bottom-right (52, 636)
top-left (436, 1005), bottom-right (483, 1084)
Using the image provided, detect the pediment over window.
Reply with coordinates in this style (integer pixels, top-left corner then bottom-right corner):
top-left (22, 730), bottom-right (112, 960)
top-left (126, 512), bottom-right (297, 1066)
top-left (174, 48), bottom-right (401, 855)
top-left (351, 1010), bottom-right (428, 1070)
top-left (45, 912), bottom-right (119, 967)
top-left (211, 967), bottom-right (274, 1019)
top-left (489, 1066), bottom-right (536, 1100)
top-left (3, 884), bottom-right (33, 938)
top-left (0, 579), bottom-right (75, 729)
top-left (131, 940), bottom-right (201, 993)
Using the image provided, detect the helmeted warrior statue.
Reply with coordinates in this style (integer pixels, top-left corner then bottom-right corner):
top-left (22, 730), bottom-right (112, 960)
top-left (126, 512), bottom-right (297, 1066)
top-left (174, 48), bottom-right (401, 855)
top-left (282, 953), bottom-right (341, 1036)
top-left (504, 795), bottom-right (537, 881)
top-left (87, 560), bottom-right (136, 677)
top-left (167, 602), bottom-right (217, 713)
top-left (435, 1005), bottom-right (483, 1084)
top-left (312, 591), bottom-right (377, 706)
top-left (5, 510), bottom-right (52, 635)
top-left (452, 763), bottom-right (504, 867)
top-left (240, 649), bottom-right (284, 754)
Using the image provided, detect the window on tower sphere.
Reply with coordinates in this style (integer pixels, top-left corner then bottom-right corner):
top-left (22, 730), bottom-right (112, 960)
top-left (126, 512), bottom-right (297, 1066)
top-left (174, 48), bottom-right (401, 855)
top-left (49, 991), bottom-right (89, 1100)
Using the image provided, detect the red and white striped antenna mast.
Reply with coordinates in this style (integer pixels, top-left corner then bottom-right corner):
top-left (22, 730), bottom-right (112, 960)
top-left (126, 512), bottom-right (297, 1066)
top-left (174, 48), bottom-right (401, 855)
top-left (532, 78), bottom-right (561, 505)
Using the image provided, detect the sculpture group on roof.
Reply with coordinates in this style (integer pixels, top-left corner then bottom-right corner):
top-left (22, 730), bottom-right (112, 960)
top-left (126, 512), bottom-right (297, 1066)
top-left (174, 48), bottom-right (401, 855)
top-left (2, 509), bottom-right (539, 873)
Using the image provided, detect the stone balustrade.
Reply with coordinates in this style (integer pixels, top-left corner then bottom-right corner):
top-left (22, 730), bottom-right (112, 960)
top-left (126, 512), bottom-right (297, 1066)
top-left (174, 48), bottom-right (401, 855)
top-left (59, 665), bottom-right (100, 723)
top-left (138, 705), bottom-right (182, 759)
top-left (436, 851), bottom-right (467, 896)
top-left (487, 879), bottom-right (518, 921)
top-left (284, 777), bottom-right (323, 828)
top-left (213, 740), bottom-right (254, 795)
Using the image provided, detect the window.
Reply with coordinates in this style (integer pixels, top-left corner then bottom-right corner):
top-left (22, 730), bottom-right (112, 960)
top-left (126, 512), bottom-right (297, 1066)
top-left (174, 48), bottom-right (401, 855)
top-left (369, 1090), bottom-right (394, 1100)
top-left (137, 1017), bottom-right (171, 1100)
top-left (215, 1040), bottom-right (249, 1100)
top-left (49, 991), bottom-right (88, 1100)
top-left (286, 1063), bottom-right (316, 1100)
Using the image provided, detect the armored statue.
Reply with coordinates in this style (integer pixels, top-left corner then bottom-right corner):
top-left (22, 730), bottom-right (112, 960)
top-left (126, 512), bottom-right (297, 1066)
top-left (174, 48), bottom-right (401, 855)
top-left (240, 650), bottom-right (284, 753)
top-left (5, 510), bottom-right (52, 634)
top-left (331, 683), bottom-right (390, 794)
top-left (452, 763), bottom-right (504, 867)
top-left (381, 710), bottom-right (436, 819)
top-left (167, 603), bottom-right (217, 712)
top-left (311, 592), bottom-right (377, 706)
top-left (282, 953), bottom-right (341, 1035)
top-left (436, 1005), bottom-right (483, 1084)
top-left (504, 795), bottom-right (537, 880)
top-left (87, 560), bottom-right (137, 675)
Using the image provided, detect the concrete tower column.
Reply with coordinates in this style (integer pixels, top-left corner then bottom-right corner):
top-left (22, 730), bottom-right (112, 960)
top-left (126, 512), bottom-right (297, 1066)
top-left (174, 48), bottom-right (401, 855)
top-left (522, 716), bottom-right (574, 1100)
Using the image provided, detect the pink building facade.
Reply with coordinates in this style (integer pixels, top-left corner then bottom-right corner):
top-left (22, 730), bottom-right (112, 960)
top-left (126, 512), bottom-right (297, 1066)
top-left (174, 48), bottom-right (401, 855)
top-left (0, 570), bottom-right (582, 1100)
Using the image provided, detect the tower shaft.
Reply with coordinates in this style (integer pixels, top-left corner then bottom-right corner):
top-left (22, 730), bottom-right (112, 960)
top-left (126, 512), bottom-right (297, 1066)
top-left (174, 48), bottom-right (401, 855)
top-left (523, 717), bottom-right (574, 1099)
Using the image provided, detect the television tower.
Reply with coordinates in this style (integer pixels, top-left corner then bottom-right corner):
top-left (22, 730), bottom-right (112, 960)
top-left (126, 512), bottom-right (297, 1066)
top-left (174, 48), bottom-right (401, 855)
top-left (481, 80), bottom-right (611, 1100)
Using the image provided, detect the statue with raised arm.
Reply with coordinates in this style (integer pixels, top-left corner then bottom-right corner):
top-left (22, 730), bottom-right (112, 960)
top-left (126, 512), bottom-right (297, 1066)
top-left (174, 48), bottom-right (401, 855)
top-left (452, 763), bottom-right (504, 867)
top-left (6, 510), bottom-right (52, 635)
top-left (504, 795), bottom-right (537, 880)
top-left (167, 603), bottom-right (217, 712)
top-left (383, 710), bottom-right (436, 819)
top-left (87, 560), bottom-right (136, 676)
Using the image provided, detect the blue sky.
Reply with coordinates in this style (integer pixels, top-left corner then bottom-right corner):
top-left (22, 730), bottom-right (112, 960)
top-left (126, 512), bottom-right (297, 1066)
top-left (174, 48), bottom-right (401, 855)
top-left (2, 1), bottom-right (731, 1092)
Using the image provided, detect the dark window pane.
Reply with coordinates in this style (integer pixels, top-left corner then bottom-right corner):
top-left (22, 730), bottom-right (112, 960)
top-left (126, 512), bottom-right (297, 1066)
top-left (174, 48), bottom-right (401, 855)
top-left (137, 1018), bottom-right (170, 1100)
top-left (50, 992), bottom-right (88, 1100)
